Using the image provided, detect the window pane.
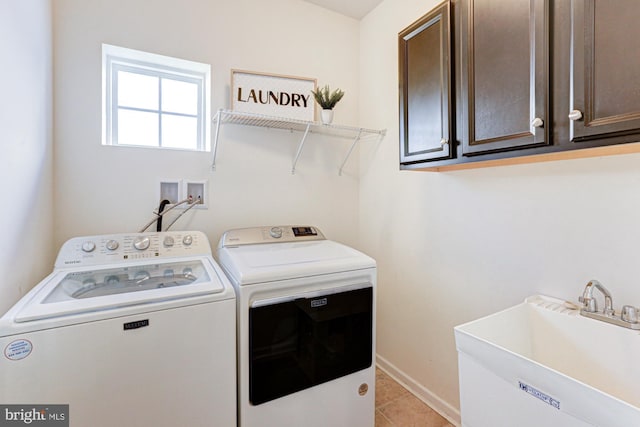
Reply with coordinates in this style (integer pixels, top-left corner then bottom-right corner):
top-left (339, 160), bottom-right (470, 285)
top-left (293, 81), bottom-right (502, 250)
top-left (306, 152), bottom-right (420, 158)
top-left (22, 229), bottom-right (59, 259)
top-left (104, 44), bottom-right (210, 150)
top-left (162, 114), bottom-right (198, 149)
top-left (117, 109), bottom-right (159, 146)
top-left (117, 71), bottom-right (159, 110)
top-left (161, 78), bottom-right (198, 115)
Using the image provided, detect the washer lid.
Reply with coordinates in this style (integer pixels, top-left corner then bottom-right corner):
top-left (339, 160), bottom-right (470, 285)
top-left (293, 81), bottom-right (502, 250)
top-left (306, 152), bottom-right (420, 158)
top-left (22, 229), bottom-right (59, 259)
top-left (13, 257), bottom-right (226, 322)
top-left (217, 240), bottom-right (376, 285)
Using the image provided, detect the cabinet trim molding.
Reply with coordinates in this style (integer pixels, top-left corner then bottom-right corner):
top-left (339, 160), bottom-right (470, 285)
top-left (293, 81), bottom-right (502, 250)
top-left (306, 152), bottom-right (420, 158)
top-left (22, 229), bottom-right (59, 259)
top-left (407, 141), bottom-right (640, 172)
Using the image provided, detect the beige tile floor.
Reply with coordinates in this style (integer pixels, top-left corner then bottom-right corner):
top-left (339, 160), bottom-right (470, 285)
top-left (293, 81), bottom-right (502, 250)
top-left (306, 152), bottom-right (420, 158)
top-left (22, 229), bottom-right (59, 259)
top-left (375, 368), bottom-right (455, 427)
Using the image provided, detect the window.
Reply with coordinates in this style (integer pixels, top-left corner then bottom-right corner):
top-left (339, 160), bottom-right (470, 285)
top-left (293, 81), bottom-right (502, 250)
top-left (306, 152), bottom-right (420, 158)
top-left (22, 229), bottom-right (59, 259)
top-left (102, 44), bottom-right (211, 151)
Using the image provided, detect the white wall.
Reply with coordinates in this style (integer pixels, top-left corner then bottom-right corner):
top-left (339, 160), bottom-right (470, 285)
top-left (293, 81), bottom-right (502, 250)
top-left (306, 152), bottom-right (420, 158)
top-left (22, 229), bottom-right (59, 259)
top-left (53, 0), bottom-right (362, 249)
top-left (360, 0), bottom-right (640, 423)
top-left (0, 0), bottom-right (53, 313)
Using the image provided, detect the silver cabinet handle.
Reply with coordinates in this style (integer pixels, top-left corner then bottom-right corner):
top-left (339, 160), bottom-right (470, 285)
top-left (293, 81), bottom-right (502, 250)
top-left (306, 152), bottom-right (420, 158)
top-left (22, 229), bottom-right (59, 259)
top-left (569, 110), bottom-right (583, 121)
top-left (440, 138), bottom-right (449, 146)
top-left (531, 117), bottom-right (544, 128)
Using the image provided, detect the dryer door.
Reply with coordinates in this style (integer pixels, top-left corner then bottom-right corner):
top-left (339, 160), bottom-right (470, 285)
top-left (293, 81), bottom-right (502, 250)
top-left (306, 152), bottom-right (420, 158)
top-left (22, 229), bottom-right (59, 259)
top-left (249, 286), bottom-right (373, 405)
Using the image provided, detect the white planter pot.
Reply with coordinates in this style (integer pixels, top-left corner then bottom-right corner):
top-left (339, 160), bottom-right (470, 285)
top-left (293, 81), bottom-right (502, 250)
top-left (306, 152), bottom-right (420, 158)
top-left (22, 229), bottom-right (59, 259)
top-left (321, 109), bottom-right (334, 124)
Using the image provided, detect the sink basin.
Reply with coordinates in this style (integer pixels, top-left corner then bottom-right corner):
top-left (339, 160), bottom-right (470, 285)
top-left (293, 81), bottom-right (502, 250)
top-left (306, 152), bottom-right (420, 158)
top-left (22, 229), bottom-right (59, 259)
top-left (454, 295), bottom-right (640, 427)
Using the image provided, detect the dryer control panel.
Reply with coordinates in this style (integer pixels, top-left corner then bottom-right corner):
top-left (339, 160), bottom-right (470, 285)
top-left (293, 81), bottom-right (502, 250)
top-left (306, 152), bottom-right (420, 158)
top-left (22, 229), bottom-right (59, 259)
top-left (219, 226), bottom-right (325, 247)
top-left (55, 231), bottom-right (211, 268)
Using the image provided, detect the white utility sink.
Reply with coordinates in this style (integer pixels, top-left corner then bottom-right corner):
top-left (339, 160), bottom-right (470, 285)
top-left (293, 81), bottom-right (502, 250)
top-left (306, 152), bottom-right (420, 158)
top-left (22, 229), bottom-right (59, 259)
top-left (454, 295), bottom-right (640, 427)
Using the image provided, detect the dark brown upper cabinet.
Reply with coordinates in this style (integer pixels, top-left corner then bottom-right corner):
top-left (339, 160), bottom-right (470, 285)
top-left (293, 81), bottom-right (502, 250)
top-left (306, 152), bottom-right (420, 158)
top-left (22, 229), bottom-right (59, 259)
top-left (399, 1), bottom-right (453, 164)
top-left (570, 0), bottom-right (640, 144)
top-left (458, 0), bottom-right (550, 156)
top-left (401, 0), bottom-right (640, 171)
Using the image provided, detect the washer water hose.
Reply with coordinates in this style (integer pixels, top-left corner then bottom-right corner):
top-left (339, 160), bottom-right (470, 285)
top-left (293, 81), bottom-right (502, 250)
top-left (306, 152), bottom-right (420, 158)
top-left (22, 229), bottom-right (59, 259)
top-left (139, 197), bottom-right (191, 232)
top-left (164, 196), bottom-right (201, 231)
top-left (156, 199), bottom-right (171, 232)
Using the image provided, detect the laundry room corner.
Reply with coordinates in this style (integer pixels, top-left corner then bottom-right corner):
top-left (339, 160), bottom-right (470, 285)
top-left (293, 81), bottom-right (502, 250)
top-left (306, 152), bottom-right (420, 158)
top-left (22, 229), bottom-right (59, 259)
top-left (358, 0), bottom-right (640, 425)
top-left (7, 0), bottom-right (640, 425)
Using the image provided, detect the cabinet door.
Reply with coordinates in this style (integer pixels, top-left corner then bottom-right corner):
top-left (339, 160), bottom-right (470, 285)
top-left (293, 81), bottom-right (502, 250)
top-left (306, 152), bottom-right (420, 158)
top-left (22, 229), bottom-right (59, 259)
top-left (399, 1), bottom-right (453, 164)
top-left (570, 0), bottom-right (640, 143)
top-left (459, 0), bottom-right (549, 155)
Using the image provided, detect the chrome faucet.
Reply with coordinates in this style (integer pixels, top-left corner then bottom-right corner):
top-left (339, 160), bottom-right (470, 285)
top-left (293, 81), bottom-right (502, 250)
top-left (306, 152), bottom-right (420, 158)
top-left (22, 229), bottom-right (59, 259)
top-left (578, 280), bottom-right (640, 330)
top-left (579, 279), bottom-right (615, 316)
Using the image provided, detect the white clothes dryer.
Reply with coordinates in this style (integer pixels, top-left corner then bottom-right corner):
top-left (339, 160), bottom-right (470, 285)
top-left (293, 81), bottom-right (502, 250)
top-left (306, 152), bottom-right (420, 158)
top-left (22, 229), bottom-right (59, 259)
top-left (217, 226), bottom-right (376, 427)
top-left (0, 231), bottom-right (236, 427)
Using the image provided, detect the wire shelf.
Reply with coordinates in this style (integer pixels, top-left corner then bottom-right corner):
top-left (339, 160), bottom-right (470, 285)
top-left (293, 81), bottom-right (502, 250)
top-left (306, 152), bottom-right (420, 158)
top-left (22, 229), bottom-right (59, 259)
top-left (211, 109), bottom-right (386, 174)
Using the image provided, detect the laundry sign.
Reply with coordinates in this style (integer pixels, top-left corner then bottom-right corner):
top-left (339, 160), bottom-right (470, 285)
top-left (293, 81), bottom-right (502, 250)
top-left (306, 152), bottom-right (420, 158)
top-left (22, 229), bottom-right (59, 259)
top-left (231, 69), bottom-right (316, 121)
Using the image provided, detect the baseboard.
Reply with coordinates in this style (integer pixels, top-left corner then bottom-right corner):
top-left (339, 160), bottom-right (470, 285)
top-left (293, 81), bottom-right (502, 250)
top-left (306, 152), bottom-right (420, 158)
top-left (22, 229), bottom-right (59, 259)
top-left (376, 354), bottom-right (461, 427)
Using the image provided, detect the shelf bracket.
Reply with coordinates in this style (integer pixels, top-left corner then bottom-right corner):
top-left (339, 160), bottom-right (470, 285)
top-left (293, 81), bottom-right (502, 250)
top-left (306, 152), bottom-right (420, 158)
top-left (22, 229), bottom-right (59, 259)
top-left (338, 128), bottom-right (363, 176)
top-left (291, 123), bottom-right (311, 174)
top-left (211, 109), bottom-right (223, 171)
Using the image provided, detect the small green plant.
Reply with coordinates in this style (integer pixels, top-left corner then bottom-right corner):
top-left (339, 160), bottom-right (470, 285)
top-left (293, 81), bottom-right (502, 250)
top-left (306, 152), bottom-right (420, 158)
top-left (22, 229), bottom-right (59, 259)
top-left (311, 85), bottom-right (345, 110)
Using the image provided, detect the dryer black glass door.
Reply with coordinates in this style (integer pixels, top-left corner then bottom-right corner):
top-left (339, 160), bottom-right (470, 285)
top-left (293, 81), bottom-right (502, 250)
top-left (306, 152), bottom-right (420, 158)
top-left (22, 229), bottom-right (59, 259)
top-left (248, 286), bottom-right (373, 405)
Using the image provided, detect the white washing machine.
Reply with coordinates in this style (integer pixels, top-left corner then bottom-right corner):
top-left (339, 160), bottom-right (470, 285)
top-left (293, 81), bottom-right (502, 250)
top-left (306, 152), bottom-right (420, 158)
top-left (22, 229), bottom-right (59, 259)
top-left (0, 231), bottom-right (236, 427)
top-left (216, 225), bottom-right (376, 427)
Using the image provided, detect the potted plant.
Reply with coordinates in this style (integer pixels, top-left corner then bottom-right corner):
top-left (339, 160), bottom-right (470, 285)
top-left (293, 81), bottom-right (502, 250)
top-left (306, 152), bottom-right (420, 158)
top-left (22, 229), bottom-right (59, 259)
top-left (311, 85), bottom-right (344, 124)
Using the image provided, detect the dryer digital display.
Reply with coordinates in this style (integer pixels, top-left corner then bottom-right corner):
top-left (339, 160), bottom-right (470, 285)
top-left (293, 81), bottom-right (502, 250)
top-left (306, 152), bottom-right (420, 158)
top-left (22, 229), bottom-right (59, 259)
top-left (292, 226), bottom-right (317, 237)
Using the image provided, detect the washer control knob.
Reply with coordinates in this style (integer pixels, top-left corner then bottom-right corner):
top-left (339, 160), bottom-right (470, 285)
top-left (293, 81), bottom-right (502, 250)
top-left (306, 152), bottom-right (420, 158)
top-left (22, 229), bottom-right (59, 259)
top-left (133, 236), bottom-right (151, 251)
top-left (105, 240), bottom-right (119, 251)
top-left (182, 235), bottom-right (193, 246)
top-left (163, 236), bottom-right (175, 247)
top-left (270, 227), bottom-right (283, 239)
top-left (81, 241), bottom-right (96, 253)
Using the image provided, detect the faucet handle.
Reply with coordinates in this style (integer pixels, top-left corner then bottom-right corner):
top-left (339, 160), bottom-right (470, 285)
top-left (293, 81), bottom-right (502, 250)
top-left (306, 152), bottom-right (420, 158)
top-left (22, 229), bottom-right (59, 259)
top-left (621, 305), bottom-right (639, 324)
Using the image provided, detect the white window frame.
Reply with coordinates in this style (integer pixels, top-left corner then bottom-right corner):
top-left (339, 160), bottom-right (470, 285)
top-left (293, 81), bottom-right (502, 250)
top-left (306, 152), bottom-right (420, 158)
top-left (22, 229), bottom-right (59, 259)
top-left (102, 44), bottom-right (211, 151)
